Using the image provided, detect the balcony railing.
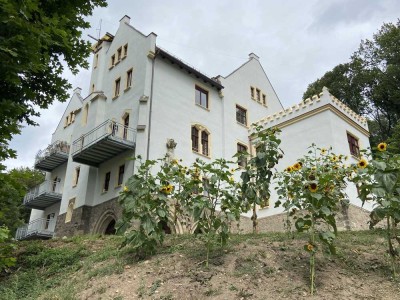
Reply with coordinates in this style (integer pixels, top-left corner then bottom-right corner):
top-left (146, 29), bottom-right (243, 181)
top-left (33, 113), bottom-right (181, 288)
top-left (15, 218), bottom-right (56, 240)
top-left (34, 140), bottom-right (70, 171)
top-left (71, 119), bottom-right (136, 167)
top-left (23, 180), bottom-right (62, 210)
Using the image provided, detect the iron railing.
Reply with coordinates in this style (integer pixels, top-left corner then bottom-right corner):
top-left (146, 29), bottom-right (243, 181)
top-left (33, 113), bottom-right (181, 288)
top-left (72, 119), bottom-right (136, 155)
top-left (15, 218), bottom-right (56, 240)
top-left (35, 140), bottom-right (70, 164)
top-left (23, 180), bottom-right (62, 205)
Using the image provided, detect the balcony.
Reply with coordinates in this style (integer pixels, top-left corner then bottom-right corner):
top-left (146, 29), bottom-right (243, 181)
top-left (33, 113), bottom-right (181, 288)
top-left (71, 120), bottom-right (136, 167)
top-left (15, 218), bottom-right (56, 240)
top-left (23, 180), bottom-right (62, 210)
top-left (35, 140), bottom-right (70, 171)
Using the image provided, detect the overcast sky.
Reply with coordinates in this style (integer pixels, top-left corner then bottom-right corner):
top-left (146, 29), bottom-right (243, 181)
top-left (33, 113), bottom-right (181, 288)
top-left (4, 0), bottom-right (400, 170)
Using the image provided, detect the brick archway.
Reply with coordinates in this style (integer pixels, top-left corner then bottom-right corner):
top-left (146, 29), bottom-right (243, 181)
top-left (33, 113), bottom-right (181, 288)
top-left (93, 209), bottom-right (117, 235)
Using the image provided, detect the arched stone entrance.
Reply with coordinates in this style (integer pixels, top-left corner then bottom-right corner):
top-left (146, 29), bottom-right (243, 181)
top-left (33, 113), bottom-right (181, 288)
top-left (93, 210), bottom-right (117, 235)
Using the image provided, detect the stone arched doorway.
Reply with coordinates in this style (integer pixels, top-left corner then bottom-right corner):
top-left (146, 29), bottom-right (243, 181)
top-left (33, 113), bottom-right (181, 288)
top-left (94, 210), bottom-right (117, 235)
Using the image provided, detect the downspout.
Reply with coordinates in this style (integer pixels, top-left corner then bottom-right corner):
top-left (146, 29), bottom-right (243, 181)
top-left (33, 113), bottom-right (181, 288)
top-left (146, 52), bottom-right (156, 160)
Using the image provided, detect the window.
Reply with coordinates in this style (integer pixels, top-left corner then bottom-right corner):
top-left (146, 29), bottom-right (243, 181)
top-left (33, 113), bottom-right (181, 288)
top-left (262, 94), bottom-right (266, 105)
top-left (201, 131), bottom-right (209, 156)
top-left (45, 213), bottom-right (55, 230)
top-left (103, 172), bottom-right (111, 192)
top-left (114, 77), bottom-right (121, 97)
top-left (123, 44), bottom-right (128, 57)
top-left (117, 47), bottom-right (122, 61)
top-left (126, 69), bottom-right (133, 89)
top-left (237, 143), bottom-right (248, 167)
top-left (256, 88), bottom-right (261, 102)
top-left (91, 84), bottom-right (95, 92)
top-left (195, 86), bottom-right (209, 108)
top-left (123, 114), bottom-right (130, 140)
top-left (250, 87), bottom-right (255, 99)
top-left (65, 198), bottom-right (75, 223)
top-left (191, 126), bottom-right (199, 152)
top-left (117, 164), bottom-right (125, 186)
top-left (236, 105), bottom-right (247, 125)
top-left (192, 125), bottom-right (210, 157)
top-left (110, 54), bottom-right (115, 67)
top-left (73, 167), bottom-right (80, 187)
top-left (347, 132), bottom-right (360, 157)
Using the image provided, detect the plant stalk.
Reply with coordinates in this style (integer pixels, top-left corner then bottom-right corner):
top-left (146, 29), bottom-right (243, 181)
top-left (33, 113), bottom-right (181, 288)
top-left (386, 216), bottom-right (396, 278)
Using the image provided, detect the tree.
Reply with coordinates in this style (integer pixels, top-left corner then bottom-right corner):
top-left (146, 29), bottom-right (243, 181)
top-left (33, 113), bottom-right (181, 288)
top-left (303, 20), bottom-right (400, 145)
top-left (0, 0), bottom-right (107, 168)
top-left (0, 167), bottom-right (44, 234)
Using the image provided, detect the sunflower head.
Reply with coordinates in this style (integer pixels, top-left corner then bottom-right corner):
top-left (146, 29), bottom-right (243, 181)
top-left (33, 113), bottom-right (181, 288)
top-left (285, 166), bottom-right (293, 172)
top-left (321, 148), bottom-right (327, 155)
top-left (331, 155), bottom-right (338, 162)
top-left (377, 142), bottom-right (387, 152)
top-left (308, 183), bottom-right (318, 193)
top-left (357, 158), bottom-right (368, 169)
top-left (123, 186), bottom-right (129, 192)
top-left (306, 244), bottom-right (314, 252)
top-left (292, 162), bottom-right (302, 171)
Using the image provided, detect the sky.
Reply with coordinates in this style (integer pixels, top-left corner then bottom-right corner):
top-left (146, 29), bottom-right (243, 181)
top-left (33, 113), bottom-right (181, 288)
top-left (4, 0), bottom-right (400, 170)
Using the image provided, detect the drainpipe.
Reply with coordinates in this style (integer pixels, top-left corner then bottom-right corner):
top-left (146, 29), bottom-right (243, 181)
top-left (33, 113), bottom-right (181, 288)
top-left (146, 52), bottom-right (156, 161)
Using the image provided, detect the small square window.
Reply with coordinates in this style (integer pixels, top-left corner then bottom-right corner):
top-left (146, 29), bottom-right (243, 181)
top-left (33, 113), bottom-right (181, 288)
top-left (236, 105), bottom-right (247, 125)
top-left (114, 78), bottom-right (121, 97)
top-left (195, 86), bottom-right (209, 109)
top-left (103, 171), bottom-right (111, 192)
top-left (347, 132), bottom-right (360, 157)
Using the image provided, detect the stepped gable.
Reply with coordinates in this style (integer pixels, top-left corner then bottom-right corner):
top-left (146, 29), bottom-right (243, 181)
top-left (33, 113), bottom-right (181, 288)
top-left (249, 86), bottom-right (368, 134)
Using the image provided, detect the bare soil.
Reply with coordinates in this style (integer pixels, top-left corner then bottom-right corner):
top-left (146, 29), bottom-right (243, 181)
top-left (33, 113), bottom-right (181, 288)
top-left (77, 232), bottom-right (400, 300)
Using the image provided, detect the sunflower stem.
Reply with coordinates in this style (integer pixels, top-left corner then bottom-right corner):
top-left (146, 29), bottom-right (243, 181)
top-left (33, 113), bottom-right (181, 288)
top-left (386, 216), bottom-right (396, 278)
top-left (310, 215), bottom-right (316, 295)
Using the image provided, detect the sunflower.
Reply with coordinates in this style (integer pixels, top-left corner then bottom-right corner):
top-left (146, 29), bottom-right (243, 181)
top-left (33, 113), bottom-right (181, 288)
top-left (321, 148), bottom-right (327, 155)
top-left (285, 166), bottom-right (293, 172)
top-left (357, 158), bottom-right (368, 169)
top-left (171, 159), bottom-right (178, 165)
top-left (377, 142), bottom-right (387, 152)
top-left (123, 186), bottom-right (129, 192)
top-left (307, 244), bottom-right (314, 251)
top-left (331, 155), bottom-right (338, 162)
top-left (292, 162), bottom-right (302, 171)
top-left (308, 173), bottom-right (316, 180)
top-left (308, 183), bottom-right (318, 193)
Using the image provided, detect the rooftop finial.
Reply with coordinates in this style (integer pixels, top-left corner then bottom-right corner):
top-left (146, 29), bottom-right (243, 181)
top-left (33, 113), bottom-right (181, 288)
top-left (249, 53), bottom-right (260, 61)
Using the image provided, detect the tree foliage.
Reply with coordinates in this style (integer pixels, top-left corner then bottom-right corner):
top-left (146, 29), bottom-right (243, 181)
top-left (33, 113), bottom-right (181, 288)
top-left (303, 20), bottom-right (400, 145)
top-left (0, 167), bottom-right (44, 234)
top-left (0, 0), bottom-right (107, 166)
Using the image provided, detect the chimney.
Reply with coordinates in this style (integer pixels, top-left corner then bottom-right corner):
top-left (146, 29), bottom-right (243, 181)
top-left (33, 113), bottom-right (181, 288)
top-left (120, 15), bottom-right (131, 25)
top-left (249, 53), bottom-right (260, 61)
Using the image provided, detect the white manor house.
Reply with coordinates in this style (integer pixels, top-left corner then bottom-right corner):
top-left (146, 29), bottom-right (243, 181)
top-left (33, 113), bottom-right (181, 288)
top-left (16, 16), bottom-right (372, 240)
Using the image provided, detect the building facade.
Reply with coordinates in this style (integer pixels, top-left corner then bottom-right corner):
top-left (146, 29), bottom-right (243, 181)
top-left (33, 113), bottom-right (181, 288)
top-left (16, 16), bottom-right (371, 239)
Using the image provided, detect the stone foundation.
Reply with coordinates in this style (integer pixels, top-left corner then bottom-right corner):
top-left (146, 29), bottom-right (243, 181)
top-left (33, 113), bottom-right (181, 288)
top-left (232, 204), bottom-right (372, 234)
top-left (55, 199), bottom-right (372, 237)
top-left (54, 198), bottom-right (122, 238)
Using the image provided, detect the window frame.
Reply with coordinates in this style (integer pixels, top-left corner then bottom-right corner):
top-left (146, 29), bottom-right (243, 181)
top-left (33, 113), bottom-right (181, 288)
top-left (250, 86), bottom-right (255, 99)
top-left (347, 132), bottom-right (360, 158)
top-left (117, 47), bottom-right (122, 61)
top-left (201, 131), bottom-right (209, 156)
top-left (123, 44), bottom-right (128, 58)
top-left (195, 85), bottom-right (209, 109)
top-left (110, 54), bottom-right (116, 68)
top-left (192, 125), bottom-right (211, 157)
top-left (126, 68), bottom-right (133, 89)
top-left (73, 166), bottom-right (80, 187)
top-left (256, 88), bottom-right (261, 102)
top-left (236, 105), bottom-right (247, 126)
top-left (262, 94), bottom-right (266, 106)
top-left (117, 164), bottom-right (125, 186)
top-left (191, 126), bottom-right (199, 152)
top-left (114, 77), bottom-right (121, 98)
top-left (103, 171), bottom-right (111, 192)
top-left (237, 143), bottom-right (248, 168)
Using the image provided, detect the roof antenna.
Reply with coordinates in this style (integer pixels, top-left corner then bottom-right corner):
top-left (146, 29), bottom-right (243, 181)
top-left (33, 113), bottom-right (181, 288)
top-left (88, 19), bottom-right (102, 41)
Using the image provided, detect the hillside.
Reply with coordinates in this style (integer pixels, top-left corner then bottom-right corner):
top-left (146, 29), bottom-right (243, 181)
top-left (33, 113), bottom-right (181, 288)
top-left (1, 230), bottom-right (400, 299)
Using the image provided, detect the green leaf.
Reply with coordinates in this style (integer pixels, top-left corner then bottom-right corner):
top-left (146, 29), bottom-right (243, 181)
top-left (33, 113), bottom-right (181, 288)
top-left (375, 172), bottom-right (397, 192)
top-left (372, 161), bottom-right (387, 171)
